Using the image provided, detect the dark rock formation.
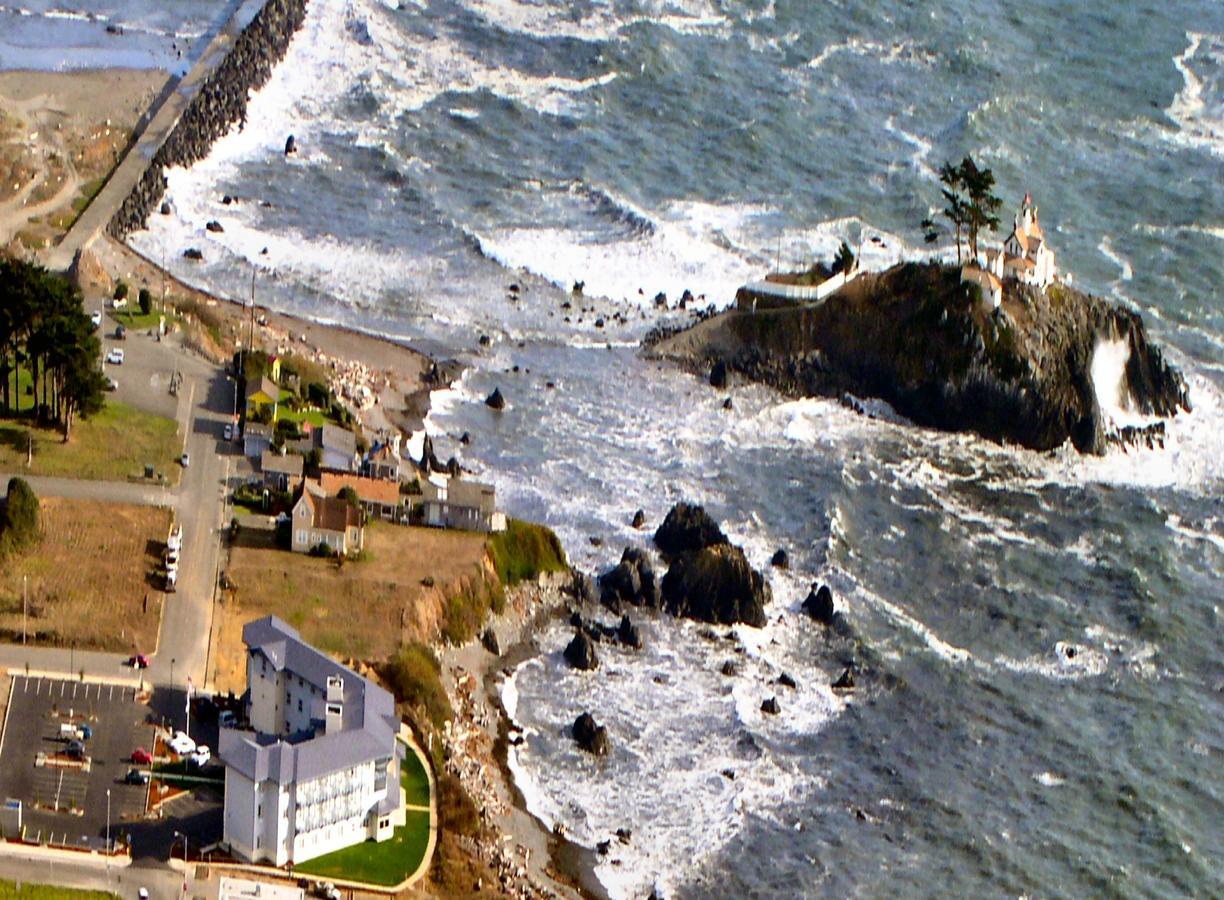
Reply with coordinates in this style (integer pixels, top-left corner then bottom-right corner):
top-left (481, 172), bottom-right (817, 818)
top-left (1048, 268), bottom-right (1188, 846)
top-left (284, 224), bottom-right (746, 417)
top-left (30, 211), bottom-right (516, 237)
top-left (802, 584), bottom-right (835, 625)
top-left (832, 667), bottom-right (855, 691)
top-left (777, 672), bottom-right (797, 688)
top-left (770, 548), bottom-right (789, 569)
top-left (720, 660), bottom-right (738, 676)
top-left (206, 220), bottom-right (224, 233)
top-left (722, 397), bottom-right (734, 410)
top-left (108, 0), bottom-right (310, 239)
top-left (617, 615), bottom-right (643, 650)
top-left (564, 631), bottom-right (598, 670)
top-left (284, 134), bottom-right (297, 155)
top-left (573, 712), bottom-right (610, 756)
top-left (183, 248), bottom-right (203, 261)
top-left (660, 543), bottom-right (769, 627)
top-left (709, 360), bottom-right (728, 388)
top-left (481, 627), bottom-right (500, 656)
top-left (598, 547), bottom-right (661, 611)
top-left (631, 509), bottom-right (646, 529)
top-left (761, 697), bottom-right (780, 715)
top-left (653, 502), bottom-right (728, 558)
top-left (649, 262), bottom-right (1190, 455)
top-left (485, 387), bottom-right (505, 410)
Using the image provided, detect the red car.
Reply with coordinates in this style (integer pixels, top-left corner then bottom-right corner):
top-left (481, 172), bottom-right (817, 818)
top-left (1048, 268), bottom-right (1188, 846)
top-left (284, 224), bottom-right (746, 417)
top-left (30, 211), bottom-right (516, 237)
top-left (128, 654), bottom-right (149, 669)
top-left (130, 747), bottom-right (152, 765)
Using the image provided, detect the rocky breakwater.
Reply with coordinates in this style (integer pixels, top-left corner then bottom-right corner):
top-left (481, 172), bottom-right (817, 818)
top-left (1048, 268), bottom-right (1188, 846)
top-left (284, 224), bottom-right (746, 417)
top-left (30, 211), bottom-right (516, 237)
top-left (598, 502), bottom-right (770, 627)
top-left (649, 262), bottom-right (1190, 454)
top-left (108, 0), bottom-right (310, 240)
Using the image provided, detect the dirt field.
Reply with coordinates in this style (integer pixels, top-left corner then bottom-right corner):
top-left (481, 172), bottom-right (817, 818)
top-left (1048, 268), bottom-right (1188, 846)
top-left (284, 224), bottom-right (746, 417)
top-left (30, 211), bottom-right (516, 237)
top-left (0, 68), bottom-right (168, 252)
top-left (211, 523), bottom-right (492, 692)
top-left (0, 497), bottom-right (170, 652)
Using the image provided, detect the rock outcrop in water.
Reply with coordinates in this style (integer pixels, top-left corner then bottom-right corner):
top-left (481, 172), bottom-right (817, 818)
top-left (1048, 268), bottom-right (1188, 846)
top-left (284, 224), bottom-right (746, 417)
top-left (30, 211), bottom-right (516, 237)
top-left (649, 262), bottom-right (1190, 454)
top-left (108, 0), bottom-right (310, 239)
top-left (660, 543), bottom-right (769, 627)
top-left (573, 712), bottom-right (610, 756)
top-left (653, 502), bottom-right (728, 557)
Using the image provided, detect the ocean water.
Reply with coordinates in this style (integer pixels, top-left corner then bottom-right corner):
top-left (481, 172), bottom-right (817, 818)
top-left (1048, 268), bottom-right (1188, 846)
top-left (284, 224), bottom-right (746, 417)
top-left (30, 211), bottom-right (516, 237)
top-left (18, 0), bottom-right (1224, 895)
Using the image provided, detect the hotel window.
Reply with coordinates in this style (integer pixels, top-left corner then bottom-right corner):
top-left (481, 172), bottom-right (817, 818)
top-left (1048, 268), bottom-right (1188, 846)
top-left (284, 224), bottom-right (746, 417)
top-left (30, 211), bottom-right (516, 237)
top-left (298, 699), bottom-right (303, 712)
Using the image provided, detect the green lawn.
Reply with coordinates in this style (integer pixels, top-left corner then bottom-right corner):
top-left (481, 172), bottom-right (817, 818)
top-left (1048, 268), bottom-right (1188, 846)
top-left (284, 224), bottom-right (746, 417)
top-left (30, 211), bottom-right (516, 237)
top-left (0, 400), bottom-right (180, 481)
top-left (403, 743), bottom-right (430, 807)
top-left (295, 745), bottom-right (432, 886)
top-left (114, 307), bottom-right (174, 332)
top-left (0, 881), bottom-right (116, 899)
top-left (4, 369), bottom-right (34, 414)
top-left (275, 404), bottom-right (328, 428)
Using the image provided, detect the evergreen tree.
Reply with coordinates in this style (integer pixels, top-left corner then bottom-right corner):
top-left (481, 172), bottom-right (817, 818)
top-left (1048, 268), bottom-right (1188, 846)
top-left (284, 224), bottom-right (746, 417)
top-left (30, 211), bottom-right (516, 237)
top-left (0, 476), bottom-right (40, 555)
top-left (938, 162), bottom-right (968, 264)
top-left (959, 155), bottom-right (1002, 260)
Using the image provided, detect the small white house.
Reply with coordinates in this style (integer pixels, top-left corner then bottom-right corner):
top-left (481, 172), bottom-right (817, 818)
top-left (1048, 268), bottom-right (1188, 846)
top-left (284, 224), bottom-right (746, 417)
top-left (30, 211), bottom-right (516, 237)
top-left (218, 617), bottom-right (406, 867)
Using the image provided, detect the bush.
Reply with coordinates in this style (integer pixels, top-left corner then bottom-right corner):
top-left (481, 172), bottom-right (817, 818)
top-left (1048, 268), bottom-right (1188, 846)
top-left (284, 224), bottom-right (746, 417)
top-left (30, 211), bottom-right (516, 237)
top-left (384, 642), bottom-right (453, 728)
top-left (308, 542), bottom-right (335, 558)
top-left (138, 287), bottom-right (152, 315)
top-left (275, 520), bottom-right (291, 549)
top-left (440, 584), bottom-right (489, 646)
top-left (437, 772), bottom-right (479, 837)
top-left (0, 477), bottom-right (40, 556)
top-left (487, 519), bottom-right (568, 587)
top-left (113, 281), bottom-right (128, 300)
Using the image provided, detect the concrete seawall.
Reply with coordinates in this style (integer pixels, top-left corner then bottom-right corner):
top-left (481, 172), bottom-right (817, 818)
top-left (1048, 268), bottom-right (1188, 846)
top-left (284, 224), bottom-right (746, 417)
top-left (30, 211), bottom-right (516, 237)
top-left (107, 0), bottom-right (309, 242)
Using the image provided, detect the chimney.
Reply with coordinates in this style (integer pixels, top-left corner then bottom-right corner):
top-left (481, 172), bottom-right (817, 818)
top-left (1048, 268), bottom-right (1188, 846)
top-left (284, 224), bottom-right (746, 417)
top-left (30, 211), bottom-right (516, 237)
top-left (324, 675), bottom-right (344, 733)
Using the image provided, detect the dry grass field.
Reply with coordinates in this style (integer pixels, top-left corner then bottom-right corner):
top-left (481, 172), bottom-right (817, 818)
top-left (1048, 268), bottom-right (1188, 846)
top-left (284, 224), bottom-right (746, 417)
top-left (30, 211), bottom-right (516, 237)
top-left (0, 498), bottom-right (169, 652)
top-left (211, 523), bottom-right (493, 692)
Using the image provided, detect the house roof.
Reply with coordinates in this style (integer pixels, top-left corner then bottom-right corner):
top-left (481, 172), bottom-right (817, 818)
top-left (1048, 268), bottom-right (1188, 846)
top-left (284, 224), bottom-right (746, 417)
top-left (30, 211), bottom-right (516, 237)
top-left (261, 451), bottom-right (304, 476)
top-left (219, 616), bottom-right (398, 786)
top-left (320, 472), bottom-right (400, 506)
top-left (448, 479), bottom-right (496, 515)
top-left (319, 425), bottom-right (357, 456)
top-left (246, 375), bottom-right (279, 402)
top-left (295, 486), bottom-right (362, 532)
top-left (244, 422), bottom-right (273, 440)
top-left (367, 442), bottom-right (399, 464)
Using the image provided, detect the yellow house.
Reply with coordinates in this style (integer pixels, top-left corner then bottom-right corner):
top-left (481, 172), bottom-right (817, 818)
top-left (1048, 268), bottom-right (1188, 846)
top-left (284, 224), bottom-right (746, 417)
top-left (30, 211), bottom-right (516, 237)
top-left (245, 374), bottom-right (280, 419)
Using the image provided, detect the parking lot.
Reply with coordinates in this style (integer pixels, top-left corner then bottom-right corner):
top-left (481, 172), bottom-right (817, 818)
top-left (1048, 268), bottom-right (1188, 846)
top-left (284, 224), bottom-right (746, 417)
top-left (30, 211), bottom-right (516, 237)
top-left (0, 677), bottom-right (172, 851)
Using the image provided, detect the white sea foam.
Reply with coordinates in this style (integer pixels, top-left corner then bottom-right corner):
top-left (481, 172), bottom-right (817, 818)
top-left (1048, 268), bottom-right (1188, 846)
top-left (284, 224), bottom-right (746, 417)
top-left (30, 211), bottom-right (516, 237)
top-left (1166, 31), bottom-right (1224, 158)
top-left (808, 36), bottom-right (927, 70)
top-left (457, 0), bottom-right (730, 43)
top-left (1097, 236), bottom-right (1134, 282)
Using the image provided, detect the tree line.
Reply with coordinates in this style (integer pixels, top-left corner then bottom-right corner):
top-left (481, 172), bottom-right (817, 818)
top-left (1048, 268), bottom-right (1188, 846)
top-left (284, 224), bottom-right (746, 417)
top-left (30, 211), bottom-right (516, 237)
top-left (922, 154), bottom-right (1002, 264)
top-left (0, 257), bottom-right (108, 440)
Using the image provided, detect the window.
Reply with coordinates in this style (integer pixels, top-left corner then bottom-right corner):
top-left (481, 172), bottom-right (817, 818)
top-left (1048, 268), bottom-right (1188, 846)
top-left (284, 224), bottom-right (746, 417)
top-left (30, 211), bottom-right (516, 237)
top-left (297, 699), bottom-right (303, 712)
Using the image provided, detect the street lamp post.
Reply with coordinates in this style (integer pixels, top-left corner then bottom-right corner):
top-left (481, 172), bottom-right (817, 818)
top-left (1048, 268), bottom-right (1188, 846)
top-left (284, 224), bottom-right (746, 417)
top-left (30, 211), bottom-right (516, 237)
top-left (22, 575), bottom-right (27, 644)
top-left (105, 788), bottom-right (111, 890)
top-left (170, 657), bottom-right (176, 731)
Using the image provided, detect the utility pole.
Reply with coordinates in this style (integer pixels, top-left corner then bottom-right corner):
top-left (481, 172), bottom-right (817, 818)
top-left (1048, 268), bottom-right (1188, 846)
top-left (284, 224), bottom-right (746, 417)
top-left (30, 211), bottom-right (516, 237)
top-left (22, 575), bottom-right (27, 644)
top-left (105, 788), bottom-right (111, 891)
top-left (247, 264), bottom-right (256, 357)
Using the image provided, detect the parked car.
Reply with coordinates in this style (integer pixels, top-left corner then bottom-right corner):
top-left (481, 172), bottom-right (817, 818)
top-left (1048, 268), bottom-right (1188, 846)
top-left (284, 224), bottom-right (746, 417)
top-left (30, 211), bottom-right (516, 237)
top-left (90, 310), bottom-right (102, 328)
top-left (130, 747), bottom-right (152, 765)
top-left (114, 324), bottom-right (126, 340)
top-left (165, 568), bottom-right (177, 591)
top-left (105, 348), bottom-right (124, 365)
top-left (188, 745), bottom-right (211, 767)
top-left (60, 722), bottom-right (90, 741)
top-left (180, 451), bottom-right (190, 468)
top-left (138, 889), bottom-right (149, 900)
top-left (65, 739), bottom-right (85, 760)
top-left (167, 731), bottom-right (195, 756)
top-left (112, 297), bottom-right (127, 310)
top-left (218, 710), bottom-right (237, 729)
top-left (223, 423), bottom-right (233, 441)
top-left (167, 523), bottom-right (183, 552)
top-left (128, 653), bottom-right (149, 669)
top-left (125, 767), bottom-right (150, 785)
top-left (164, 546), bottom-right (179, 567)
top-left (105, 376), bottom-right (119, 392)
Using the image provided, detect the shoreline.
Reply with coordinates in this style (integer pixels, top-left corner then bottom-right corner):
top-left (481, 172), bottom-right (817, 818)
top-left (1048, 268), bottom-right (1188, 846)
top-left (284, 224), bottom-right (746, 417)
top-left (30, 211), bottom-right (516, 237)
top-left (440, 576), bottom-right (610, 900)
top-left (88, 234), bottom-right (447, 437)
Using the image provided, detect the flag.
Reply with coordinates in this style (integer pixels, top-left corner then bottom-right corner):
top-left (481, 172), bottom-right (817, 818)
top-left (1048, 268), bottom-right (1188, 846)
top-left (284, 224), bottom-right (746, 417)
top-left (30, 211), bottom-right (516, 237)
top-left (186, 676), bottom-right (193, 715)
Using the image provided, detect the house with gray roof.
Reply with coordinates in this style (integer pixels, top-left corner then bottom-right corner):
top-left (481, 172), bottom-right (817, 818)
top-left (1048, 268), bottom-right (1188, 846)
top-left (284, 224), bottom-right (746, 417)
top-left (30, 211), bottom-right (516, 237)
top-left (218, 616), bottom-right (405, 866)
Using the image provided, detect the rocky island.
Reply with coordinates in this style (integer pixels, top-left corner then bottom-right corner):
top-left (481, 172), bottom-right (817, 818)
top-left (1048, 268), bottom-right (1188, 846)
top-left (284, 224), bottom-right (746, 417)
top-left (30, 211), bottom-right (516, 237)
top-left (651, 191), bottom-right (1190, 455)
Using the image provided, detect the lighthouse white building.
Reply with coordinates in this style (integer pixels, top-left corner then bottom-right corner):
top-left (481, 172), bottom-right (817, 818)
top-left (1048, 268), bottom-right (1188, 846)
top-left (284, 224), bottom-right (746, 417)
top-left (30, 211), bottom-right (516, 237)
top-left (963, 193), bottom-right (1060, 308)
top-left (218, 616), bottom-right (405, 866)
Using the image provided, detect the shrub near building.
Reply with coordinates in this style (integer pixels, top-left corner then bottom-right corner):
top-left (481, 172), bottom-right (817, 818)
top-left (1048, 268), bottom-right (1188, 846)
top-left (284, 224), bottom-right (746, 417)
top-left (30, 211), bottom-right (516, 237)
top-left (0, 477), bottom-right (40, 558)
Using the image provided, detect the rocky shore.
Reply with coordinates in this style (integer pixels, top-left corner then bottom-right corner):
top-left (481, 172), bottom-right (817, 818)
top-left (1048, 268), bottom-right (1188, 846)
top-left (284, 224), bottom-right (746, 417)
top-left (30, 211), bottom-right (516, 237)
top-left (649, 262), bottom-right (1190, 454)
top-left (108, 0), bottom-right (309, 240)
top-left (440, 574), bottom-right (608, 900)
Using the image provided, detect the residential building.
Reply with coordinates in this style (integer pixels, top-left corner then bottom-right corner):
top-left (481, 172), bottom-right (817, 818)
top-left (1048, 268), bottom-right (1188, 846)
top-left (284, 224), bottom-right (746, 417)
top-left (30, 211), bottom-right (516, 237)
top-left (290, 481), bottom-right (364, 555)
top-left (318, 425), bottom-right (359, 473)
top-left (244, 422), bottom-right (273, 459)
top-left (261, 450), bottom-right (304, 493)
top-left (319, 472), bottom-right (401, 522)
top-left (218, 616), bottom-right (405, 867)
top-left (960, 264), bottom-right (1003, 309)
top-left (362, 435), bottom-right (402, 481)
top-left (419, 475), bottom-right (502, 532)
top-left (246, 375), bottom-right (280, 419)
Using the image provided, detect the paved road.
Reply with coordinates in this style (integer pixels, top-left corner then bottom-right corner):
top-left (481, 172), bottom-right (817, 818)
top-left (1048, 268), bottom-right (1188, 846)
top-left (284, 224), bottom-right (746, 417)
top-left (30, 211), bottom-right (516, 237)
top-left (43, 0), bottom-right (256, 272)
top-left (1, 328), bottom-right (237, 703)
top-left (0, 852), bottom-right (207, 900)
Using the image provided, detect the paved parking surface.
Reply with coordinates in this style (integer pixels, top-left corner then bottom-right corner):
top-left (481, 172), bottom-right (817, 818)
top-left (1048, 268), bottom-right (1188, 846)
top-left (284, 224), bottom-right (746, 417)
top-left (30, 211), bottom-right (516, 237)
top-left (0, 676), bottom-right (158, 849)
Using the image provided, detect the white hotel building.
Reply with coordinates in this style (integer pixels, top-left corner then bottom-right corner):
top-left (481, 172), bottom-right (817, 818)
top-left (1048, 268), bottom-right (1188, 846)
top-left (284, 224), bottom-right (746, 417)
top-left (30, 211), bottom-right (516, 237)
top-left (218, 616), bottom-right (406, 866)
